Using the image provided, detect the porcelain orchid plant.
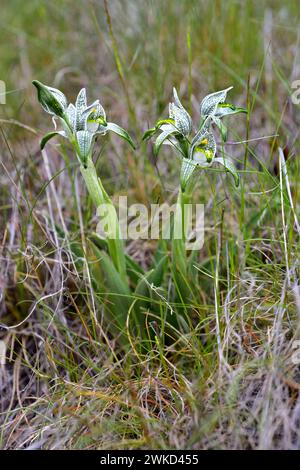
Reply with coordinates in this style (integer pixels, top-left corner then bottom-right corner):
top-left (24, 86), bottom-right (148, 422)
top-left (33, 80), bottom-right (135, 282)
top-left (143, 86), bottom-right (247, 300)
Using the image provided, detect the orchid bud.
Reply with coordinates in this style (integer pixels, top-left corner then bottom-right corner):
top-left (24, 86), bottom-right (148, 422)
top-left (32, 80), bottom-right (67, 117)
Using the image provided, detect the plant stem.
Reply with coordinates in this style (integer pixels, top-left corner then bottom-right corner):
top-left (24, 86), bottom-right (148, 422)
top-left (172, 186), bottom-right (192, 302)
top-left (80, 158), bottom-right (127, 282)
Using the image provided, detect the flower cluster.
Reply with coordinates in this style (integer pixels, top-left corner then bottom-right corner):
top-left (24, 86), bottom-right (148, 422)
top-left (143, 86), bottom-right (247, 189)
top-left (32, 80), bottom-right (135, 167)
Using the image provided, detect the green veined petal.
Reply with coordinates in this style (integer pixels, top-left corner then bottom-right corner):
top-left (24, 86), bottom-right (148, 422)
top-left (200, 87), bottom-right (233, 118)
top-left (75, 88), bottom-right (87, 112)
top-left (65, 103), bottom-right (76, 131)
top-left (169, 101), bottom-right (192, 136)
top-left (167, 88), bottom-right (192, 136)
top-left (76, 130), bottom-right (93, 164)
top-left (180, 158), bottom-right (197, 189)
top-left (75, 88), bottom-right (88, 131)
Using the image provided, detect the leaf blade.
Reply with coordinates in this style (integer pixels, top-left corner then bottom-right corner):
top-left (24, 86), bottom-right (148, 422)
top-left (214, 157), bottom-right (240, 186)
top-left (106, 122), bottom-right (136, 149)
top-left (40, 131), bottom-right (65, 150)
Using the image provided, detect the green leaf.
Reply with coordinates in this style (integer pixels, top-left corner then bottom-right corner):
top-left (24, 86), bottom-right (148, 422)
top-left (89, 233), bottom-right (144, 286)
top-left (148, 253), bottom-right (168, 288)
top-left (215, 103), bottom-right (247, 118)
top-left (40, 131), bottom-right (66, 150)
top-left (171, 188), bottom-right (196, 306)
top-left (106, 122), bottom-right (136, 149)
top-left (212, 116), bottom-right (228, 142)
top-left (89, 243), bottom-right (131, 331)
top-left (142, 119), bottom-right (176, 142)
top-left (134, 255), bottom-right (168, 314)
top-left (125, 255), bottom-right (145, 286)
top-left (142, 127), bottom-right (158, 141)
top-left (155, 118), bottom-right (176, 128)
top-left (213, 157), bottom-right (240, 186)
top-left (154, 238), bottom-right (168, 265)
top-left (172, 236), bottom-right (191, 304)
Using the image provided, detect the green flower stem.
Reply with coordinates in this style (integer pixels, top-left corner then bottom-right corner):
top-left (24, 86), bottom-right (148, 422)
top-left (172, 186), bottom-right (192, 301)
top-left (80, 158), bottom-right (127, 282)
top-left (177, 135), bottom-right (189, 158)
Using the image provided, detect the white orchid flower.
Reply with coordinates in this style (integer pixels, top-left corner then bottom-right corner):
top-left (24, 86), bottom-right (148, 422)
top-left (33, 81), bottom-right (135, 167)
top-left (144, 86), bottom-right (246, 190)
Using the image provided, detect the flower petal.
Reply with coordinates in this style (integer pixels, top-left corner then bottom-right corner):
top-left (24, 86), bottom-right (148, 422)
top-left (200, 87), bottom-right (233, 118)
top-left (76, 130), bottom-right (93, 164)
top-left (180, 158), bottom-right (198, 189)
top-left (168, 88), bottom-right (192, 136)
top-left (75, 88), bottom-right (87, 112)
top-left (75, 88), bottom-right (88, 131)
top-left (192, 132), bottom-right (216, 163)
top-left (83, 100), bottom-right (107, 132)
top-left (65, 103), bottom-right (76, 131)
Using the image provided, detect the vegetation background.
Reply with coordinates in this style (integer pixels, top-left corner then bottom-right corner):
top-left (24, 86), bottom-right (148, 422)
top-left (0, 0), bottom-right (300, 449)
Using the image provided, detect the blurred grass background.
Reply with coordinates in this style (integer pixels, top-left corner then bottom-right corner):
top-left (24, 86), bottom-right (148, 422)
top-left (1, 0), bottom-right (299, 130)
top-left (0, 0), bottom-right (300, 450)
